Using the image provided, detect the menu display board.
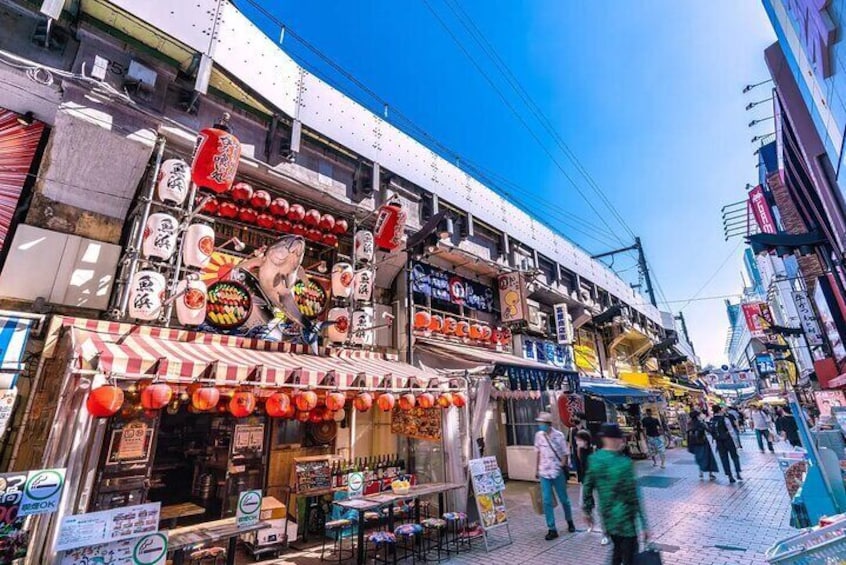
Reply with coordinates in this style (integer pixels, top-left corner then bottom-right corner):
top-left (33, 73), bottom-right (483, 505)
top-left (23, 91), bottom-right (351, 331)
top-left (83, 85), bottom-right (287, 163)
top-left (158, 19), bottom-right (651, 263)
top-left (469, 456), bottom-right (507, 530)
top-left (390, 406), bottom-right (442, 441)
top-left (411, 261), bottom-right (496, 313)
top-left (56, 502), bottom-right (161, 551)
top-left (292, 457), bottom-right (332, 494)
top-left (60, 532), bottom-right (168, 565)
top-left (233, 424), bottom-right (265, 457)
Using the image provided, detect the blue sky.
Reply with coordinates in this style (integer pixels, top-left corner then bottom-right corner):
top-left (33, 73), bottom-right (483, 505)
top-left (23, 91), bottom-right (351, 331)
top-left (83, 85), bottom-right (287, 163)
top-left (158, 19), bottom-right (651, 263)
top-left (243, 1), bottom-right (776, 366)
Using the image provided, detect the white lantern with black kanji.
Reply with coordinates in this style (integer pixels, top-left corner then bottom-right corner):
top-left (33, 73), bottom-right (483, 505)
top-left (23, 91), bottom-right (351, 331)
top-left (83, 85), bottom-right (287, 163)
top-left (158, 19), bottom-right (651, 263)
top-left (128, 270), bottom-right (165, 321)
top-left (351, 307), bottom-right (374, 346)
top-left (353, 267), bottom-right (375, 302)
top-left (157, 158), bottom-right (190, 205)
top-left (142, 213), bottom-right (179, 260)
top-left (354, 230), bottom-right (374, 263)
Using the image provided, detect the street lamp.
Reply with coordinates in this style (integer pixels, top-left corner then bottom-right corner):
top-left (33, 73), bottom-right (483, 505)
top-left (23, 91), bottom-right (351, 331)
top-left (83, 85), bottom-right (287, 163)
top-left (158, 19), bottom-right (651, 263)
top-left (745, 98), bottom-right (773, 111)
top-left (748, 116), bottom-right (775, 127)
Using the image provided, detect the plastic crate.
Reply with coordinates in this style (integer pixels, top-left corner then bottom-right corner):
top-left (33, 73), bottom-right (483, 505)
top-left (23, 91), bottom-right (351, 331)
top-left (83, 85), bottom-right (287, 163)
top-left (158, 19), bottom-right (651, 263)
top-left (766, 519), bottom-right (846, 564)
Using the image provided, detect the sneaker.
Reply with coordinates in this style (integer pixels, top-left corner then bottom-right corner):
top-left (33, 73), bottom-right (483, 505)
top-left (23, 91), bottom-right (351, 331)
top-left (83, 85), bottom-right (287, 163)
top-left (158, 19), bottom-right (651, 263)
top-left (729, 477), bottom-right (737, 484)
top-left (545, 530), bottom-right (559, 541)
top-left (737, 473), bottom-right (743, 481)
top-left (600, 536), bottom-right (609, 546)
top-left (709, 473), bottom-right (717, 481)
top-left (567, 520), bottom-right (576, 533)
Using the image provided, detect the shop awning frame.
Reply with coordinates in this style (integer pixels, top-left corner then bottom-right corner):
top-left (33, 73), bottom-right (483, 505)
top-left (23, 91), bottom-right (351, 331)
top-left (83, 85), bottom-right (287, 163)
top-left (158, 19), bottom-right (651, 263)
top-left (580, 379), bottom-right (663, 404)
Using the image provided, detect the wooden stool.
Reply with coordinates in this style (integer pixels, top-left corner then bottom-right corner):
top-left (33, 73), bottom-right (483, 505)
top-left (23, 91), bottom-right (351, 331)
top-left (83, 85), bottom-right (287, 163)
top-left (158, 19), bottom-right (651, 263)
top-left (321, 518), bottom-right (355, 563)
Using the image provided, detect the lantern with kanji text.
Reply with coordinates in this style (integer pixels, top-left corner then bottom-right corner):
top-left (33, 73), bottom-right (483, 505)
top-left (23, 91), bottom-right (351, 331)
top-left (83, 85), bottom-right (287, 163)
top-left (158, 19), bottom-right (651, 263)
top-left (373, 197), bottom-right (407, 252)
top-left (191, 116), bottom-right (241, 194)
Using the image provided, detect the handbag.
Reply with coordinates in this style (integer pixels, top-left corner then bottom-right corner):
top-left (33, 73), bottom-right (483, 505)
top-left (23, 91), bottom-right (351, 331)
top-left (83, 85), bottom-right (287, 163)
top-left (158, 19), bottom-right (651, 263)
top-left (528, 483), bottom-right (557, 515)
top-left (634, 546), bottom-right (663, 565)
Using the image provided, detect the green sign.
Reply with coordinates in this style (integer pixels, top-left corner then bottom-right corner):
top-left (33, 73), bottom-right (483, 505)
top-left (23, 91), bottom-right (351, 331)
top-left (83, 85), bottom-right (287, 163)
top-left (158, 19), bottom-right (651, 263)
top-left (21, 468), bottom-right (66, 516)
top-left (236, 489), bottom-right (261, 528)
top-left (347, 472), bottom-right (364, 498)
top-left (132, 532), bottom-right (168, 565)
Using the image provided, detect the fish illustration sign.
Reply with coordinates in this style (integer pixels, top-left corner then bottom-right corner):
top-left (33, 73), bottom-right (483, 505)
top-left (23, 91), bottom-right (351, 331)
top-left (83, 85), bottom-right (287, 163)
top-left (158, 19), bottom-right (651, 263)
top-left (21, 468), bottom-right (66, 516)
top-left (236, 489), bottom-right (262, 528)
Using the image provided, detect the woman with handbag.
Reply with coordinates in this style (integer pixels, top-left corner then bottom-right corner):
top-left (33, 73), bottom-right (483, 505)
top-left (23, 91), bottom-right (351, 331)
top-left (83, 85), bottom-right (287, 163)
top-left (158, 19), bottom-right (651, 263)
top-left (687, 410), bottom-right (718, 480)
top-left (534, 411), bottom-right (576, 540)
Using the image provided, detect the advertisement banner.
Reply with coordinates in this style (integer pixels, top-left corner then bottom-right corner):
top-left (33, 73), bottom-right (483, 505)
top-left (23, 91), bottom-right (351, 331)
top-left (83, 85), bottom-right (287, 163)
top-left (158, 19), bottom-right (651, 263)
top-left (61, 532), bottom-right (168, 565)
top-left (0, 471), bottom-right (29, 562)
top-left (742, 302), bottom-right (774, 338)
top-left (410, 261), bottom-right (496, 312)
top-left (56, 502), bottom-right (161, 551)
top-left (792, 290), bottom-right (825, 347)
top-left (553, 303), bottom-right (572, 344)
top-left (498, 272), bottom-right (528, 323)
top-left (755, 353), bottom-right (776, 375)
top-left (748, 185), bottom-right (777, 234)
top-left (814, 390), bottom-right (845, 418)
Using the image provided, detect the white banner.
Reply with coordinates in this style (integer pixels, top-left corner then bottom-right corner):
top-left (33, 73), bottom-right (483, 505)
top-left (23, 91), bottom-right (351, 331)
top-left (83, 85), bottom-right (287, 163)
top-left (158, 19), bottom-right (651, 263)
top-left (553, 303), bottom-right (572, 344)
top-left (792, 290), bottom-right (824, 347)
top-left (56, 502), bottom-right (161, 551)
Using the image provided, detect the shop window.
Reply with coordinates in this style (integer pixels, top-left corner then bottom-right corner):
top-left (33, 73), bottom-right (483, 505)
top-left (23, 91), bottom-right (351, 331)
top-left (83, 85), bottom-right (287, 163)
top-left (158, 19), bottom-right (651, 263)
top-left (503, 395), bottom-right (548, 446)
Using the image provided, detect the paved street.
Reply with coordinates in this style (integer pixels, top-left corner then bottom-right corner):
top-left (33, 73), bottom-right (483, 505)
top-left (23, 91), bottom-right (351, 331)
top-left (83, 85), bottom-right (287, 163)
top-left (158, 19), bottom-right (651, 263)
top-left (257, 432), bottom-right (796, 565)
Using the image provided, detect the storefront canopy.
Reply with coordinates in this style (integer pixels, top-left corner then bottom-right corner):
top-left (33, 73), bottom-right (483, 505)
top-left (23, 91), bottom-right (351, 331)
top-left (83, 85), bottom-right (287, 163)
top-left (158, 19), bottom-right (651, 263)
top-left (415, 338), bottom-right (579, 392)
top-left (64, 317), bottom-right (445, 390)
top-left (580, 380), bottom-right (662, 404)
top-left (0, 314), bottom-right (37, 388)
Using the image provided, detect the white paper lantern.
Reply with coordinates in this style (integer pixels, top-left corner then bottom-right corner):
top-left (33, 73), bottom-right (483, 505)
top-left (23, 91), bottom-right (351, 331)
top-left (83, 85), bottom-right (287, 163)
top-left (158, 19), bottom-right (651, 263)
top-left (182, 223), bottom-right (215, 268)
top-left (353, 268), bottom-right (374, 302)
top-left (326, 307), bottom-right (350, 343)
top-left (128, 270), bottom-right (165, 321)
top-left (331, 263), bottom-right (354, 299)
top-left (157, 158), bottom-right (191, 205)
top-left (351, 307), bottom-right (374, 346)
top-left (354, 230), bottom-right (374, 263)
top-left (142, 213), bottom-right (179, 260)
top-left (175, 279), bottom-right (207, 326)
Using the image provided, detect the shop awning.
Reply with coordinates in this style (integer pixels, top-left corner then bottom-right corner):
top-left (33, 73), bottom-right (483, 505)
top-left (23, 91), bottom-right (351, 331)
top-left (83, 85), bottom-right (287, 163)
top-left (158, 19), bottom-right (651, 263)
top-left (0, 314), bottom-right (37, 388)
top-left (415, 338), bottom-right (579, 392)
top-left (580, 380), bottom-right (663, 404)
top-left (67, 318), bottom-right (443, 390)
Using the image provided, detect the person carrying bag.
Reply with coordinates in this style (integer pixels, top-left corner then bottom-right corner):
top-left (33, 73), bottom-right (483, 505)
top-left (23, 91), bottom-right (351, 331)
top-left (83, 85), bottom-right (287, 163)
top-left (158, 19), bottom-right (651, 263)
top-left (534, 411), bottom-right (576, 540)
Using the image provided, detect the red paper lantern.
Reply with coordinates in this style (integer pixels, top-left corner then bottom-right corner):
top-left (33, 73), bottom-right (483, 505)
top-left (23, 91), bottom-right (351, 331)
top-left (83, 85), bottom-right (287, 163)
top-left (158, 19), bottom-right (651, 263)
top-left (295, 390), bottom-right (318, 412)
top-left (230, 182), bottom-right (253, 203)
top-left (319, 214), bottom-right (336, 231)
top-left (490, 328), bottom-right (502, 344)
top-left (480, 325), bottom-right (493, 341)
top-left (304, 209), bottom-right (321, 227)
top-left (274, 218), bottom-right (292, 233)
top-left (265, 392), bottom-right (292, 418)
top-left (377, 393), bottom-right (396, 412)
top-left (309, 407), bottom-right (326, 423)
top-left (417, 392), bottom-right (435, 409)
top-left (296, 410), bottom-right (311, 422)
top-left (443, 317), bottom-right (457, 335)
top-left (292, 223), bottom-right (308, 237)
top-left (455, 321), bottom-right (470, 338)
top-left (429, 315), bottom-right (444, 333)
top-left (141, 383), bottom-right (173, 410)
top-left (334, 219), bottom-right (349, 235)
top-left (202, 197), bottom-right (219, 215)
top-left (217, 201), bottom-right (238, 219)
top-left (287, 204), bottom-right (306, 222)
top-left (269, 197), bottom-right (290, 217)
top-left (191, 121), bottom-right (241, 194)
top-left (238, 207), bottom-right (258, 224)
top-left (437, 392), bottom-right (453, 409)
top-left (191, 387), bottom-right (220, 411)
top-left (398, 393), bottom-right (416, 411)
top-left (452, 392), bottom-right (467, 408)
top-left (306, 228), bottom-right (323, 242)
top-left (326, 392), bottom-right (346, 412)
top-left (414, 310), bottom-right (431, 330)
top-left (373, 198), bottom-right (407, 252)
top-left (256, 213), bottom-right (275, 230)
top-left (322, 233), bottom-right (338, 247)
top-left (469, 324), bottom-right (483, 340)
top-left (87, 386), bottom-right (124, 418)
top-left (250, 190), bottom-right (271, 210)
top-left (323, 409), bottom-right (336, 421)
top-left (354, 392), bottom-right (373, 412)
top-left (229, 391), bottom-right (256, 418)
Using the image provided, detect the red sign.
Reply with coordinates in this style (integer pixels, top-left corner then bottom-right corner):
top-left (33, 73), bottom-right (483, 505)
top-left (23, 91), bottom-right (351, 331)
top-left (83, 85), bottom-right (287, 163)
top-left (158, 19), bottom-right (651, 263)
top-left (742, 302), bottom-right (773, 338)
top-left (748, 185), bottom-right (777, 234)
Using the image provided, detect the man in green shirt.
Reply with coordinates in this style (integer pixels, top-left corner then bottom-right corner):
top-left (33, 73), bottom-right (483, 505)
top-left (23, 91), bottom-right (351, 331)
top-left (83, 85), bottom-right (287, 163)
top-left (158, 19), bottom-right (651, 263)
top-left (582, 423), bottom-right (649, 565)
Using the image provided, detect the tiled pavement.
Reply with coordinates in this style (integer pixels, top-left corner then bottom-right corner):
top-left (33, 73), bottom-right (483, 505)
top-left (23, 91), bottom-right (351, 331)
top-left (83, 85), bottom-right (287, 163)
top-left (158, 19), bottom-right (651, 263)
top-left (247, 432), bottom-right (797, 565)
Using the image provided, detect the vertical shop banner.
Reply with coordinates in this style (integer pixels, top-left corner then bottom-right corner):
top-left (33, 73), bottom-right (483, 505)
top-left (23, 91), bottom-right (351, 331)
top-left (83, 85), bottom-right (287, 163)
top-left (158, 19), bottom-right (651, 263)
top-left (236, 489), bottom-right (262, 528)
top-left (813, 275), bottom-right (846, 362)
top-left (553, 303), bottom-right (572, 344)
top-left (742, 302), bottom-right (773, 338)
top-left (792, 290), bottom-right (824, 346)
top-left (498, 272), bottom-right (527, 323)
top-left (748, 185), bottom-right (777, 234)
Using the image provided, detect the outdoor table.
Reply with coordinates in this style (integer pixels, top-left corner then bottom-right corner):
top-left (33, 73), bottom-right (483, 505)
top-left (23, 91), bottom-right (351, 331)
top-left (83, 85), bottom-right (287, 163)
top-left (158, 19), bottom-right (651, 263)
top-left (159, 501), bottom-right (206, 529)
top-left (169, 517), bottom-right (270, 565)
top-left (333, 482), bottom-right (465, 564)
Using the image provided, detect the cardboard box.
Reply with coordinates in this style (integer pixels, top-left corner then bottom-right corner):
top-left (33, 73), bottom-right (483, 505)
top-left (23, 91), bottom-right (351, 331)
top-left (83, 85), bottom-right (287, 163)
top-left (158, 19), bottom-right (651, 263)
top-left (260, 496), bottom-right (286, 520)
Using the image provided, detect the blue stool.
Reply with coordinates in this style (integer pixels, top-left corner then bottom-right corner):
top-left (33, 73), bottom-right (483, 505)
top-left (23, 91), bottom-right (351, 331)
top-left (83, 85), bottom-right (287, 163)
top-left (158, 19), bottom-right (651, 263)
top-left (394, 523), bottom-right (424, 564)
top-left (442, 512), bottom-right (471, 555)
top-left (367, 531), bottom-right (397, 564)
top-left (421, 518), bottom-right (449, 562)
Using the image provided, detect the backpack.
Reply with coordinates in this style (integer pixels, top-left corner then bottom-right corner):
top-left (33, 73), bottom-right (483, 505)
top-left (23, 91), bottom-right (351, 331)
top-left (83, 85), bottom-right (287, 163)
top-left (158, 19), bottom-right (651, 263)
top-left (712, 415), bottom-right (731, 441)
top-left (687, 426), bottom-right (706, 447)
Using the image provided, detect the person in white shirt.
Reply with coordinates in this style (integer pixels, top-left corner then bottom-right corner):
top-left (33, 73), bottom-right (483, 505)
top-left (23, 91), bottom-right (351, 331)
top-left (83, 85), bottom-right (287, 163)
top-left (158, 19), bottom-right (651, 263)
top-left (750, 405), bottom-right (774, 453)
top-left (534, 411), bottom-right (576, 540)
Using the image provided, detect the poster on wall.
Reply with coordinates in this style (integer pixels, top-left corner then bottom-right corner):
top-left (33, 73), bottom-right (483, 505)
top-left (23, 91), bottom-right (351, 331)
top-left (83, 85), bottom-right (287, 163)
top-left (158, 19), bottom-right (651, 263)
top-left (0, 388), bottom-right (17, 440)
top-left (498, 272), bottom-right (527, 323)
top-left (742, 302), bottom-right (773, 338)
top-left (468, 457), bottom-right (507, 530)
top-left (56, 502), bottom-right (161, 551)
top-left (792, 290), bottom-right (824, 347)
top-left (390, 406), bottom-right (442, 440)
top-left (410, 261), bottom-right (496, 312)
top-left (814, 390), bottom-right (846, 418)
top-left (0, 471), bottom-right (30, 562)
top-left (60, 532), bottom-right (168, 565)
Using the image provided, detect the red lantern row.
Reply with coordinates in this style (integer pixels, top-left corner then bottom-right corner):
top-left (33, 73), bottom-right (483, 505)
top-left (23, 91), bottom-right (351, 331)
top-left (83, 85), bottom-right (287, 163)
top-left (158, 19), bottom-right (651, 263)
top-left (413, 311), bottom-right (510, 345)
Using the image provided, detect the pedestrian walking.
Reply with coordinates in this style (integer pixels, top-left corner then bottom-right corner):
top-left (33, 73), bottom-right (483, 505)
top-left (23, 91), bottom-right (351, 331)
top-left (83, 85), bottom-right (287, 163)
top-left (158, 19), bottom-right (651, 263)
top-left (574, 429), bottom-right (594, 483)
top-left (582, 423), bottom-right (649, 565)
top-left (687, 410), bottom-right (718, 480)
top-left (725, 406), bottom-right (743, 449)
top-left (750, 404), bottom-right (775, 453)
top-left (775, 406), bottom-right (801, 448)
top-left (710, 405), bottom-right (743, 483)
top-left (641, 408), bottom-right (666, 469)
top-left (534, 411), bottom-right (576, 540)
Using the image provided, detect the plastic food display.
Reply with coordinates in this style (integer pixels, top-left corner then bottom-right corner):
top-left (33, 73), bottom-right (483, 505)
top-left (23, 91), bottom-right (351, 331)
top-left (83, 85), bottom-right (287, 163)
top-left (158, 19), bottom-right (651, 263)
top-left (293, 280), bottom-right (328, 319)
top-left (205, 281), bottom-right (252, 328)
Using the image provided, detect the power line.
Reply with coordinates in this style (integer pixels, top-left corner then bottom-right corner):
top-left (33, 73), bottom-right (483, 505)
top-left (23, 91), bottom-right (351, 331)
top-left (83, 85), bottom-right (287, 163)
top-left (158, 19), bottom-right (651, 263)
top-left (677, 241), bottom-right (743, 312)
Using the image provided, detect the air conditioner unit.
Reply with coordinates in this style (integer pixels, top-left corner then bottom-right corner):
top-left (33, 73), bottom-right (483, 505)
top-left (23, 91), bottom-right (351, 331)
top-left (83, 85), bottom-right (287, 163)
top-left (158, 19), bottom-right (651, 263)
top-left (528, 310), bottom-right (549, 334)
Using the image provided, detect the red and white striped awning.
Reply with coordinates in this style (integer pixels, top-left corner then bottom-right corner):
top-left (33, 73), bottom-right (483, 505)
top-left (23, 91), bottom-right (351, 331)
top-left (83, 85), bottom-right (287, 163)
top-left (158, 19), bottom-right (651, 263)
top-left (63, 317), bottom-right (447, 390)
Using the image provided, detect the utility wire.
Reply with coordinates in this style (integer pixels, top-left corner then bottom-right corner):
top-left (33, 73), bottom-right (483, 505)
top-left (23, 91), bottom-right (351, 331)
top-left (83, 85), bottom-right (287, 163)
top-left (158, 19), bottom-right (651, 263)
top-left (677, 241), bottom-right (743, 312)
